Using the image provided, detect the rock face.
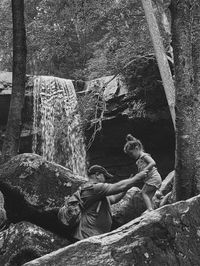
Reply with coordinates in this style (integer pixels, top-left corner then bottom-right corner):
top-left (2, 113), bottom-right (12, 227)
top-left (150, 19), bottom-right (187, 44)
top-left (0, 153), bottom-right (86, 210)
top-left (23, 194), bottom-right (200, 266)
top-left (0, 222), bottom-right (70, 266)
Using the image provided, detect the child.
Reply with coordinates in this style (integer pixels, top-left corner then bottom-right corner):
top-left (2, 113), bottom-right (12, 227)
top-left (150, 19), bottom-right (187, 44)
top-left (124, 134), bottom-right (162, 212)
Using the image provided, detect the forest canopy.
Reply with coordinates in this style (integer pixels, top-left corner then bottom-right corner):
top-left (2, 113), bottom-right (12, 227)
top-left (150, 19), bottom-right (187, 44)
top-left (0, 0), bottom-right (171, 80)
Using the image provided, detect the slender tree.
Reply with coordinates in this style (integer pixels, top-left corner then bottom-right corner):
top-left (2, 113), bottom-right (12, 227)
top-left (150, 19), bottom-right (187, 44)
top-left (191, 0), bottom-right (200, 193)
top-left (141, 0), bottom-right (175, 128)
top-left (171, 0), bottom-right (195, 200)
top-left (1, 0), bottom-right (27, 163)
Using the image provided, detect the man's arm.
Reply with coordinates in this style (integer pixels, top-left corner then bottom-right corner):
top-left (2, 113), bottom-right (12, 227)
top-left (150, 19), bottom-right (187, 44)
top-left (104, 170), bottom-right (148, 196)
top-left (108, 191), bottom-right (127, 205)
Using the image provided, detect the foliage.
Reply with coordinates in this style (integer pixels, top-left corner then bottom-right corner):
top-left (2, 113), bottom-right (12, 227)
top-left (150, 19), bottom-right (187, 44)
top-left (0, 0), bottom-right (171, 80)
top-left (0, 0), bottom-right (12, 71)
top-left (121, 54), bottom-right (172, 111)
top-left (77, 86), bottom-right (106, 150)
top-left (85, 0), bottom-right (153, 79)
top-left (76, 75), bottom-right (146, 149)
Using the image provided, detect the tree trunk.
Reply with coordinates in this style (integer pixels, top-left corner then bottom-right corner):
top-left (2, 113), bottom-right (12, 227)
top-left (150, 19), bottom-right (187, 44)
top-left (1, 0), bottom-right (27, 163)
top-left (191, 0), bottom-right (200, 193)
top-left (171, 0), bottom-right (195, 200)
top-left (141, 0), bottom-right (175, 128)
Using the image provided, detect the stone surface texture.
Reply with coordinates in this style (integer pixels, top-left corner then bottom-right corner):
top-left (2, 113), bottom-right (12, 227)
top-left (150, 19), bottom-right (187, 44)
top-left (23, 194), bottom-right (200, 266)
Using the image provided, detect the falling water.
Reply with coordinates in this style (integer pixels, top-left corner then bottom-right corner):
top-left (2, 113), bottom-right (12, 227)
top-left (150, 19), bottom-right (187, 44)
top-left (32, 76), bottom-right (87, 178)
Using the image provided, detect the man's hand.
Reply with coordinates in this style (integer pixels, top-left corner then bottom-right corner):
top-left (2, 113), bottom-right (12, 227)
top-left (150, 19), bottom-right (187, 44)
top-left (135, 170), bottom-right (148, 180)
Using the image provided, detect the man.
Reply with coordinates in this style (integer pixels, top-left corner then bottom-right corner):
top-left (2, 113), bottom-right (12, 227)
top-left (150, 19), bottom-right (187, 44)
top-left (73, 165), bottom-right (148, 241)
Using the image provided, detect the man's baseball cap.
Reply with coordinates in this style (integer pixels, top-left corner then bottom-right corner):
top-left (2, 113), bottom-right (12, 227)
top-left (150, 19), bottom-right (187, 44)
top-left (88, 165), bottom-right (113, 179)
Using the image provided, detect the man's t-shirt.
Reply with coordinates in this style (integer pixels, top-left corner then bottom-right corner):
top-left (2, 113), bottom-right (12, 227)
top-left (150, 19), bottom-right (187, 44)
top-left (73, 182), bottom-right (113, 240)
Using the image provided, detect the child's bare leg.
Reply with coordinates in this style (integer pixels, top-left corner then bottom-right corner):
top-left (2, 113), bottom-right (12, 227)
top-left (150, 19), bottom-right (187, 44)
top-left (142, 184), bottom-right (156, 211)
top-left (142, 191), bottom-right (153, 211)
top-left (148, 189), bottom-right (156, 204)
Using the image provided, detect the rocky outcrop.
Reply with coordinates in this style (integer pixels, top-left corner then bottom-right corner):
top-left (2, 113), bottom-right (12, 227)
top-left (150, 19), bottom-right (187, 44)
top-left (0, 222), bottom-right (70, 266)
top-left (24, 194), bottom-right (200, 266)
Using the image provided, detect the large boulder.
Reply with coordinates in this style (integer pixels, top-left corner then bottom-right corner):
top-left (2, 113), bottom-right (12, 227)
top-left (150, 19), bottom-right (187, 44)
top-left (0, 154), bottom-right (85, 239)
top-left (24, 194), bottom-right (200, 266)
top-left (0, 153), bottom-right (86, 210)
top-left (0, 153), bottom-right (86, 238)
top-left (0, 221), bottom-right (70, 266)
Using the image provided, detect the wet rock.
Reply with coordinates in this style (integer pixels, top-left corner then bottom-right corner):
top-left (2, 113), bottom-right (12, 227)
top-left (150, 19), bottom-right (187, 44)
top-left (23, 194), bottom-right (200, 266)
top-left (0, 153), bottom-right (86, 210)
top-left (0, 221), bottom-right (70, 266)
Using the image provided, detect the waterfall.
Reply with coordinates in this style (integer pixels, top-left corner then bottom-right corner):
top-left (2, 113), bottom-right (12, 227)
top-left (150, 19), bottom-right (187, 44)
top-left (32, 76), bottom-right (87, 178)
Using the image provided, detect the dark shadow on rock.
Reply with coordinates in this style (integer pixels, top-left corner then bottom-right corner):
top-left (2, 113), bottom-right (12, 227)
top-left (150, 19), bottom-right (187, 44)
top-left (8, 248), bottom-right (40, 266)
top-left (0, 221), bottom-right (70, 266)
top-left (0, 180), bottom-right (74, 241)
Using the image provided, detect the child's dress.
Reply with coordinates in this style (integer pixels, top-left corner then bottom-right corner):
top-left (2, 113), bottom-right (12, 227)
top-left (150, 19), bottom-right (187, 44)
top-left (136, 152), bottom-right (162, 189)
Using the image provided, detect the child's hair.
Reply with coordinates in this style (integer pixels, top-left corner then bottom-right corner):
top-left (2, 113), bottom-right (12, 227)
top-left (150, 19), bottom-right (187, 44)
top-left (124, 134), bottom-right (144, 154)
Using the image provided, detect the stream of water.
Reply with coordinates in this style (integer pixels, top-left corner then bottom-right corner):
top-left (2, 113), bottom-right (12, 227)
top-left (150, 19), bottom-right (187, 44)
top-left (33, 76), bottom-right (87, 178)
